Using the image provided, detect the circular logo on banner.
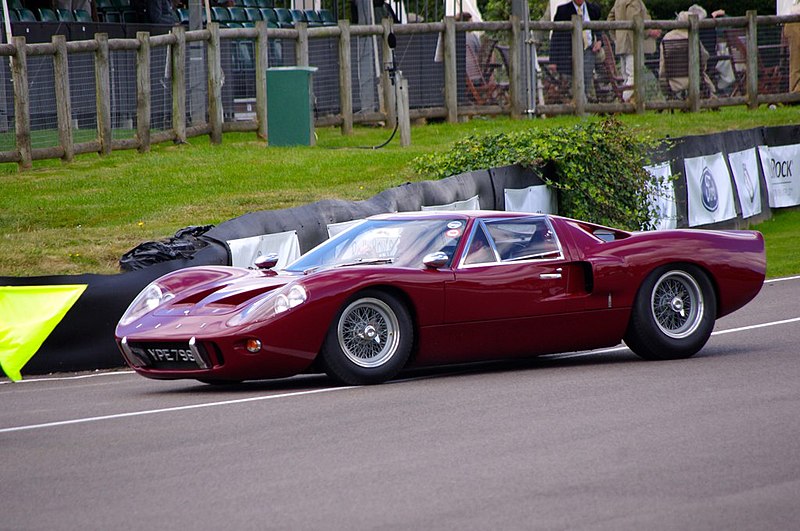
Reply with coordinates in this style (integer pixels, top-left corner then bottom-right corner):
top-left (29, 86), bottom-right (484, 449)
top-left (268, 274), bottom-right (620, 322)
top-left (700, 167), bottom-right (719, 212)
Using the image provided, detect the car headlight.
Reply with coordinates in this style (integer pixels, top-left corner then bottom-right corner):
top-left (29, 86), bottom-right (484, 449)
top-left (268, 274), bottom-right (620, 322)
top-left (119, 283), bottom-right (174, 326)
top-left (227, 284), bottom-right (308, 327)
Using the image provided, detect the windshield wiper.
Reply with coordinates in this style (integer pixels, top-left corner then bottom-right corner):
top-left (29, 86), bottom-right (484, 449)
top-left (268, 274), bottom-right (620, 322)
top-left (335, 257), bottom-right (394, 268)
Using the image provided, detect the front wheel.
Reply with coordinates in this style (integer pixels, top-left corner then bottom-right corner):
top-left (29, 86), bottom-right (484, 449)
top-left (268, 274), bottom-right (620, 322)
top-left (321, 290), bottom-right (413, 385)
top-left (624, 265), bottom-right (716, 361)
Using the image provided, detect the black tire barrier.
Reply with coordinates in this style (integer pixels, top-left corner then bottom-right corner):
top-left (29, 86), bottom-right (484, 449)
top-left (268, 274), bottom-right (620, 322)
top-left (3, 123), bottom-right (799, 377)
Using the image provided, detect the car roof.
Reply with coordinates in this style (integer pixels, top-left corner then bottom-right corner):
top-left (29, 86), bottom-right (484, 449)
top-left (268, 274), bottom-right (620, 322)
top-left (369, 210), bottom-right (551, 222)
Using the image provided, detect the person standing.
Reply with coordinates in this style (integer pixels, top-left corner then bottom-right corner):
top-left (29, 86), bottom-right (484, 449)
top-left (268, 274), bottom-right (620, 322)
top-left (607, 0), bottom-right (661, 102)
top-left (550, 0), bottom-right (604, 101)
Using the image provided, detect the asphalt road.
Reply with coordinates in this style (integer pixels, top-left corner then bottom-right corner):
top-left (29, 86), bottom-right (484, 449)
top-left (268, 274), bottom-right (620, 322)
top-left (2, 277), bottom-right (800, 531)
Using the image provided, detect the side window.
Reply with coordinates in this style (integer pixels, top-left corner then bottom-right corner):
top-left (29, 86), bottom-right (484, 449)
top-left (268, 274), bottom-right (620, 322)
top-left (485, 218), bottom-right (561, 261)
top-left (464, 225), bottom-right (497, 265)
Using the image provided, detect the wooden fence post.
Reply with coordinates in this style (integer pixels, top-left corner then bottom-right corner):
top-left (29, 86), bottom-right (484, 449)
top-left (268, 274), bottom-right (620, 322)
top-left (633, 15), bottom-right (645, 113)
top-left (295, 22), bottom-right (309, 67)
top-left (338, 20), bottom-right (353, 135)
top-left (509, 15), bottom-right (524, 119)
top-left (255, 21), bottom-right (268, 141)
top-left (95, 33), bottom-right (112, 155)
top-left (12, 36), bottom-right (31, 170)
top-left (52, 34), bottom-right (74, 162)
top-left (746, 10), bottom-right (759, 110)
top-left (172, 25), bottom-right (187, 144)
top-left (443, 16), bottom-right (458, 123)
top-left (572, 14), bottom-right (586, 115)
top-left (136, 31), bottom-right (151, 153)
top-left (687, 15), bottom-right (700, 112)
top-left (396, 71), bottom-right (410, 146)
top-left (207, 23), bottom-right (223, 144)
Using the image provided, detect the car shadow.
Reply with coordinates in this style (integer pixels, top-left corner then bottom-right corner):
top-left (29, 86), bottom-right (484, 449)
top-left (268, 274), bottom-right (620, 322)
top-left (144, 343), bottom-right (746, 395)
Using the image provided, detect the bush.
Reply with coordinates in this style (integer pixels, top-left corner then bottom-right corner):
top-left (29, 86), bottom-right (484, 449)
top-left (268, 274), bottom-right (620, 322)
top-left (412, 117), bottom-right (667, 230)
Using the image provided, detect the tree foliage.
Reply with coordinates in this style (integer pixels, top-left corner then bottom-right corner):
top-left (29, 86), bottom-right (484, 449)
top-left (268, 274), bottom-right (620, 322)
top-left (412, 117), bottom-right (667, 230)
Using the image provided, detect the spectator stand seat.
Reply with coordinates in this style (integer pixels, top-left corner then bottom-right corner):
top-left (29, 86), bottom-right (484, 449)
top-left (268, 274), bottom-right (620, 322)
top-left (56, 9), bottom-right (76, 22)
top-left (15, 8), bottom-right (37, 22)
top-left (3, 9), bottom-right (20, 22)
top-left (260, 8), bottom-right (278, 28)
top-left (38, 8), bottom-right (58, 22)
top-left (229, 6), bottom-right (248, 24)
top-left (211, 6), bottom-right (232, 26)
top-left (303, 9), bottom-right (323, 27)
top-left (244, 7), bottom-right (262, 22)
top-left (74, 9), bottom-right (93, 22)
top-left (273, 7), bottom-right (293, 28)
top-left (317, 9), bottom-right (336, 26)
top-left (288, 9), bottom-right (307, 26)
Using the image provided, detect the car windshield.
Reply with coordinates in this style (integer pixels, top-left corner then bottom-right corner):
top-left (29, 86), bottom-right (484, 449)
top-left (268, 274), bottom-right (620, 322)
top-left (285, 218), bottom-right (466, 272)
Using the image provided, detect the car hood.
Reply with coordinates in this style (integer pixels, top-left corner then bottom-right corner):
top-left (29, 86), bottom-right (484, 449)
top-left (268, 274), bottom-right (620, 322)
top-left (152, 266), bottom-right (299, 317)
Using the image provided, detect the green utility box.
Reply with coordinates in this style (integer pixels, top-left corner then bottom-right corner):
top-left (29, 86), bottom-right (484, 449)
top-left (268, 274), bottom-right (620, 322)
top-left (266, 66), bottom-right (318, 146)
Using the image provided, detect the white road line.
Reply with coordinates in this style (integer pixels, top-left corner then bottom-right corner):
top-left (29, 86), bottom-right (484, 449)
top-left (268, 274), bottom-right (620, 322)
top-left (2, 313), bottom-right (799, 434)
top-left (0, 386), bottom-right (355, 434)
top-left (540, 315), bottom-right (800, 360)
top-left (0, 370), bottom-right (135, 385)
top-left (710, 316), bottom-right (800, 335)
top-left (765, 275), bottom-right (800, 284)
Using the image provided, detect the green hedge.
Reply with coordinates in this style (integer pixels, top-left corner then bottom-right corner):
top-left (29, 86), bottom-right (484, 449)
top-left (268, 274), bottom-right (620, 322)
top-left (412, 117), bottom-right (668, 231)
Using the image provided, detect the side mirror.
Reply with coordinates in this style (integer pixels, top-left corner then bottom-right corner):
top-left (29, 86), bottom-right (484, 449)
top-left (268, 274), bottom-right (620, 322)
top-left (254, 253), bottom-right (280, 270)
top-left (423, 251), bottom-right (449, 269)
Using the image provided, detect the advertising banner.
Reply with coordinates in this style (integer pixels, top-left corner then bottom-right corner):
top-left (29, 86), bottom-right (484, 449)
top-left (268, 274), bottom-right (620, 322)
top-left (757, 144), bottom-right (800, 208)
top-left (644, 162), bottom-right (677, 230)
top-left (684, 153), bottom-right (737, 227)
top-left (503, 186), bottom-right (558, 214)
top-left (228, 230), bottom-right (301, 269)
top-left (727, 148), bottom-right (762, 219)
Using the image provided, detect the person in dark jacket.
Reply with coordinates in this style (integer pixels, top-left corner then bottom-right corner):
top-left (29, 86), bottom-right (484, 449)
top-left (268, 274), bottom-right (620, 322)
top-left (549, 0), bottom-right (603, 100)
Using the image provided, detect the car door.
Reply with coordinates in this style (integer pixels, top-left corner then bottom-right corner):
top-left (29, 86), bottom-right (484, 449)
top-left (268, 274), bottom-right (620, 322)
top-left (442, 216), bottom-right (586, 358)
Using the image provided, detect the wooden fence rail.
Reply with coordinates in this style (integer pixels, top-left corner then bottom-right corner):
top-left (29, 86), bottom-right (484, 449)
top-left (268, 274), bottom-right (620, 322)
top-left (1, 12), bottom-right (798, 171)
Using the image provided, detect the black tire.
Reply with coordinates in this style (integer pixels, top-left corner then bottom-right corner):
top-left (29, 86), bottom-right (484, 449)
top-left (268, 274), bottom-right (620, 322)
top-left (624, 264), bottom-right (716, 361)
top-left (321, 290), bottom-right (413, 385)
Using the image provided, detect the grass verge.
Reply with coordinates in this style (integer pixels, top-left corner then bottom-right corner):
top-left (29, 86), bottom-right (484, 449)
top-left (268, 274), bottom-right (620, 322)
top-left (0, 107), bottom-right (798, 277)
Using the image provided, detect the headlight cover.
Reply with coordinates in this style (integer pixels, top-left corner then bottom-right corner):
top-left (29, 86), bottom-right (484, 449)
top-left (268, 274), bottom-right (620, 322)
top-left (227, 284), bottom-right (307, 327)
top-left (119, 283), bottom-right (174, 326)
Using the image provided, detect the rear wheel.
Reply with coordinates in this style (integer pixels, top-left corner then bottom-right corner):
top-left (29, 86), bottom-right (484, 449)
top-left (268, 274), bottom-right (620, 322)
top-left (625, 265), bottom-right (716, 360)
top-left (321, 290), bottom-right (412, 385)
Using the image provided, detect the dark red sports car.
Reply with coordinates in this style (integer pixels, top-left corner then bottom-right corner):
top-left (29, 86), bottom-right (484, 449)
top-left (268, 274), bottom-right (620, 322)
top-left (116, 211), bottom-right (766, 385)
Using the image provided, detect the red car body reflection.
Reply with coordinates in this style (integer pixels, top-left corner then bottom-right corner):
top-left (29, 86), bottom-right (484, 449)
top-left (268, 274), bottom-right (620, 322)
top-left (115, 211), bottom-right (765, 385)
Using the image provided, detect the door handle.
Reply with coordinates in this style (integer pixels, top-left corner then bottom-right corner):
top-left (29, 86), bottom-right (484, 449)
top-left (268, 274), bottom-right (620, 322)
top-left (539, 267), bottom-right (563, 280)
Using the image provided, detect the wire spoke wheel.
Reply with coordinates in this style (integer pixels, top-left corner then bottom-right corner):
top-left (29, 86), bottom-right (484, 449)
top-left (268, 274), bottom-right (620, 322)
top-left (650, 270), bottom-right (704, 339)
top-left (337, 297), bottom-right (400, 368)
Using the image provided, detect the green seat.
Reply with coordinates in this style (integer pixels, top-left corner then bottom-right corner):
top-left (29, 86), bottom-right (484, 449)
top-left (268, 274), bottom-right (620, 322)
top-left (177, 7), bottom-right (189, 24)
top-left (273, 7), bottom-right (293, 28)
top-left (73, 9), bottom-right (92, 22)
top-left (3, 9), bottom-right (20, 21)
top-left (256, 0), bottom-right (271, 7)
top-left (260, 8), bottom-right (277, 26)
top-left (56, 8), bottom-right (75, 21)
top-left (16, 8), bottom-right (37, 22)
top-left (318, 9), bottom-right (337, 26)
top-left (304, 10), bottom-right (322, 27)
top-left (38, 8), bottom-right (58, 22)
top-left (229, 6), bottom-right (247, 22)
top-left (9, 0), bottom-right (23, 10)
top-left (244, 7), bottom-right (261, 21)
top-left (211, 6), bottom-right (231, 23)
